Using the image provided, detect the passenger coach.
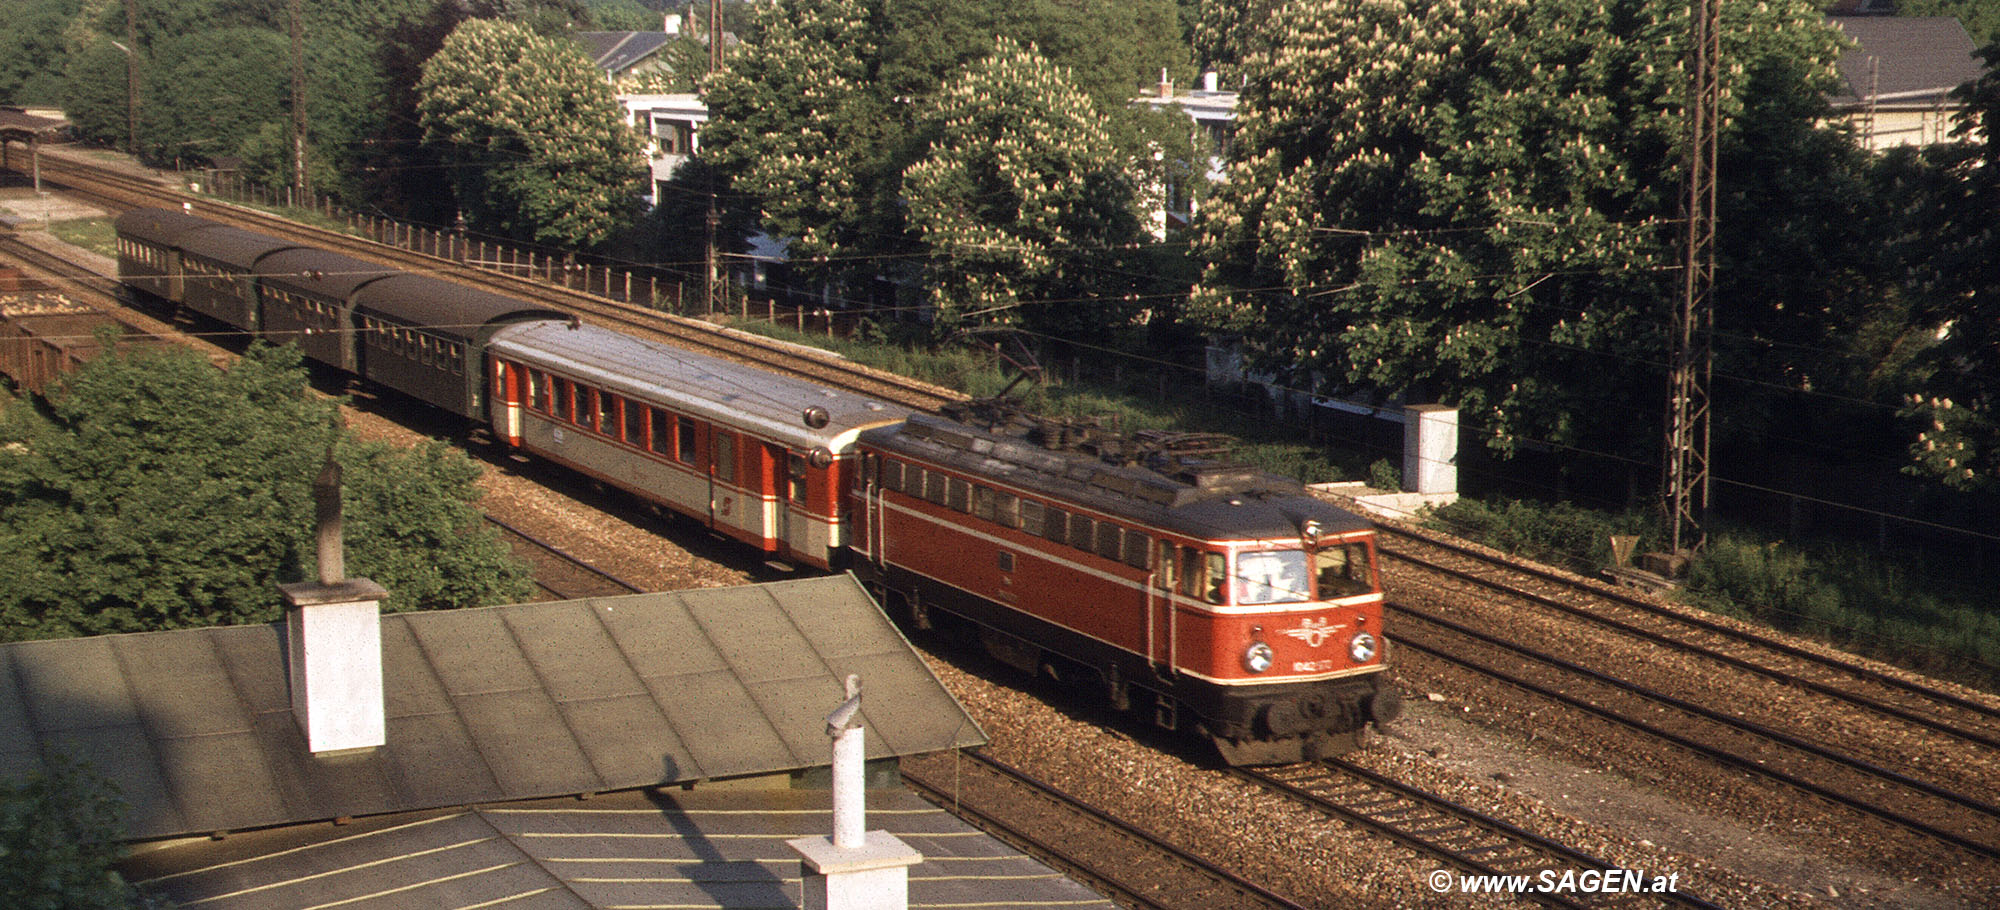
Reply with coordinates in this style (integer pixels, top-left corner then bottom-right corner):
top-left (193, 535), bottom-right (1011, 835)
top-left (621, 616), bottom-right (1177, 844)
top-left (486, 320), bottom-right (911, 568)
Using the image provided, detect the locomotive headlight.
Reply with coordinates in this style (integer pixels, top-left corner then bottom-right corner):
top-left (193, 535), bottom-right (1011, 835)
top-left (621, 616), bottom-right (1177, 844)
top-left (1349, 631), bottom-right (1379, 663)
top-left (1243, 641), bottom-right (1276, 673)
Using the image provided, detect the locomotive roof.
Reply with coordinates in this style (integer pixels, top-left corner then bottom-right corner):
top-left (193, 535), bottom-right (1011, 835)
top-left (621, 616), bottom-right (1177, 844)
top-left (488, 320), bottom-right (912, 451)
top-left (113, 208), bottom-right (215, 246)
top-left (257, 248), bottom-right (398, 300)
top-left (174, 223), bottom-right (300, 271)
top-left (353, 274), bottom-right (568, 344)
top-left (865, 412), bottom-right (1372, 541)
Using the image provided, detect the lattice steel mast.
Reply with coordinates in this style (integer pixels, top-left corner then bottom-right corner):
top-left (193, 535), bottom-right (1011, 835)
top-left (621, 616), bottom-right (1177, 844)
top-left (1663, 0), bottom-right (1720, 558)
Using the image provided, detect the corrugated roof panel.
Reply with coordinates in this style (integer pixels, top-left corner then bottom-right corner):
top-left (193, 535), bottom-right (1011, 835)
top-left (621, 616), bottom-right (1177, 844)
top-left (648, 669), bottom-right (789, 778)
top-left (111, 632), bottom-right (250, 739)
top-left (588, 595), bottom-right (731, 676)
top-left (685, 586), bottom-right (829, 684)
top-left (379, 619), bottom-right (456, 718)
top-left (405, 608), bottom-right (543, 697)
top-left (552, 694), bottom-right (690, 785)
top-left (158, 731), bottom-right (287, 833)
top-left (453, 690), bottom-right (600, 796)
top-left (503, 601), bottom-right (648, 702)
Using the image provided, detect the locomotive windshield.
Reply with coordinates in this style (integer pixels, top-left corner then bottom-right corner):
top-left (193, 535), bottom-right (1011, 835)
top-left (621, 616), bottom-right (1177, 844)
top-left (1315, 542), bottom-right (1377, 598)
top-left (1229, 543), bottom-right (1377, 605)
top-left (1233, 550), bottom-right (1312, 605)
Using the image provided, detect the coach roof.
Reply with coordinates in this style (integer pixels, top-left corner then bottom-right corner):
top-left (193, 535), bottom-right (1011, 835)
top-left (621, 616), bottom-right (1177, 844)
top-left (257, 247), bottom-right (397, 300)
top-left (113, 208), bottom-right (215, 248)
top-left (354, 274), bottom-right (567, 343)
top-left (489, 320), bottom-right (911, 451)
top-left (174, 223), bottom-right (301, 272)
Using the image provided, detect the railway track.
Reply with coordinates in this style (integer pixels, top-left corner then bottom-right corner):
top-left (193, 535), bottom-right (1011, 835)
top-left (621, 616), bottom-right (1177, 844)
top-left (1379, 523), bottom-right (2000, 753)
top-left (485, 513), bottom-right (648, 601)
top-left (1236, 760), bottom-right (1722, 909)
top-left (17, 148), bottom-right (964, 413)
top-left (900, 750), bottom-right (1310, 910)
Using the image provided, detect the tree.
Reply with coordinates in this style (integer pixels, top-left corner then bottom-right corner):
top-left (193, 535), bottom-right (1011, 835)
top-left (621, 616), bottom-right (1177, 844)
top-left (703, 0), bottom-right (1191, 325)
top-left (1894, 44), bottom-right (2000, 490)
top-left (0, 0), bottom-right (84, 106)
top-left (418, 17), bottom-right (646, 249)
top-left (0, 343), bottom-right (531, 640)
top-left (0, 755), bottom-right (140, 910)
top-left (1191, 0), bottom-right (1850, 464)
top-left (904, 37), bottom-right (1146, 338)
top-left (141, 28), bottom-right (291, 165)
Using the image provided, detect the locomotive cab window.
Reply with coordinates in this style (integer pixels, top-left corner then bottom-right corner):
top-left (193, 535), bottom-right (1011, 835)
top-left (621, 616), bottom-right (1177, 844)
top-left (1316, 542), bottom-right (1377, 598)
top-left (1235, 550), bottom-right (1312, 605)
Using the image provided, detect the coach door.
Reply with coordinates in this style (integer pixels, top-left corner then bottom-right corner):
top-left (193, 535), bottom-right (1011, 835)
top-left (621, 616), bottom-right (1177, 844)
top-left (766, 442), bottom-right (791, 555)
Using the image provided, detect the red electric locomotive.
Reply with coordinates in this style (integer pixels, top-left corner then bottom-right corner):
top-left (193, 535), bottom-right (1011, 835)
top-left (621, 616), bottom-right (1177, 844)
top-left (849, 403), bottom-right (1400, 764)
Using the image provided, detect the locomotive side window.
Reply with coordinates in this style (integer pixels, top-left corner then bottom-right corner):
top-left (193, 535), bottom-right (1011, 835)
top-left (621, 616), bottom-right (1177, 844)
top-left (649, 408), bottom-right (671, 455)
top-left (922, 469), bottom-right (947, 505)
top-left (1042, 507), bottom-right (1067, 544)
top-left (1019, 499), bottom-right (1046, 536)
top-left (1094, 522), bottom-right (1122, 561)
top-left (1123, 531), bottom-right (1151, 569)
top-left (946, 476), bottom-right (970, 513)
top-left (1069, 515), bottom-right (1096, 552)
top-left (1316, 543), bottom-right (1376, 598)
top-left (881, 459), bottom-right (904, 494)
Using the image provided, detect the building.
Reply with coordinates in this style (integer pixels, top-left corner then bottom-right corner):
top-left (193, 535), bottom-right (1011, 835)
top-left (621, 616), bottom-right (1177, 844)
top-left (1131, 72), bottom-right (1237, 239)
top-left (620, 93), bottom-right (709, 208)
top-left (1829, 16), bottom-right (1988, 149)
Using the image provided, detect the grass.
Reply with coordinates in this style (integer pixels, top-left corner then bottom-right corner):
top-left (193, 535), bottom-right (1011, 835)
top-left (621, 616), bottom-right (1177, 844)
top-left (49, 218), bottom-right (116, 259)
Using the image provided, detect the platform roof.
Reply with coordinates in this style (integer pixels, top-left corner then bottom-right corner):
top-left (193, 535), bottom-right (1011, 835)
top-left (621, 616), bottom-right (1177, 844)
top-left (0, 575), bottom-right (985, 840)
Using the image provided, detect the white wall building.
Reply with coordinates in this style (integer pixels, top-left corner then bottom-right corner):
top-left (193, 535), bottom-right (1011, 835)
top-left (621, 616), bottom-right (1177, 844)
top-left (620, 93), bottom-right (709, 207)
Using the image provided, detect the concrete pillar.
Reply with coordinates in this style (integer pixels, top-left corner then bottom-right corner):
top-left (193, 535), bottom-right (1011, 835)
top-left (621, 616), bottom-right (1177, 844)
top-left (1403, 404), bottom-right (1458, 496)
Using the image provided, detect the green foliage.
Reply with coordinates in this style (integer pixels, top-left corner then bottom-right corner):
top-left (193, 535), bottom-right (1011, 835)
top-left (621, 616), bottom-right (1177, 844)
top-left (418, 17), bottom-right (647, 248)
top-left (1426, 496), bottom-right (1656, 572)
top-left (60, 40), bottom-right (133, 149)
top-left (1192, 0), bottom-right (1852, 466)
top-left (0, 0), bottom-right (84, 106)
top-left (0, 343), bottom-right (531, 640)
top-left (1899, 0), bottom-right (2000, 47)
top-left (704, 0), bottom-right (1193, 325)
top-left (142, 28), bottom-right (290, 164)
top-left (904, 37), bottom-right (1147, 339)
top-left (1889, 44), bottom-right (2000, 491)
top-left (0, 755), bottom-right (139, 910)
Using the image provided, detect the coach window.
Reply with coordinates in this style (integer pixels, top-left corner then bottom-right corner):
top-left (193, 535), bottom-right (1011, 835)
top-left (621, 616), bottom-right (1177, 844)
top-left (713, 431), bottom-right (737, 483)
top-left (648, 408), bottom-right (671, 455)
top-left (554, 377), bottom-right (575, 421)
top-left (676, 416), bottom-right (697, 463)
top-left (597, 392), bottom-right (617, 435)
top-left (533, 371), bottom-right (552, 412)
top-left (788, 453), bottom-right (808, 504)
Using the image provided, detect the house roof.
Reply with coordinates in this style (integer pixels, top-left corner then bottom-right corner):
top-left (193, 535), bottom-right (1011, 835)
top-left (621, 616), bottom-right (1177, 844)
top-left (122, 787), bottom-right (1112, 910)
top-left (576, 31), bottom-right (675, 75)
top-left (0, 576), bottom-right (985, 840)
top-left (1830, 16), bottom-right (1986, 108)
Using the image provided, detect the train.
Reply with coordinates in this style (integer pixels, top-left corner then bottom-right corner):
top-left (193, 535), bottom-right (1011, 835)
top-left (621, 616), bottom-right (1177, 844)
top-left (101, 207), bottom-right (1401, 765)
